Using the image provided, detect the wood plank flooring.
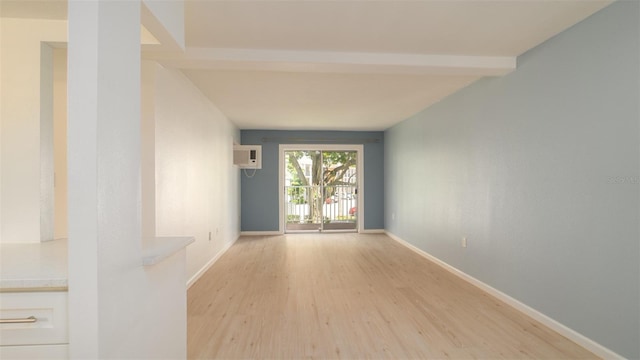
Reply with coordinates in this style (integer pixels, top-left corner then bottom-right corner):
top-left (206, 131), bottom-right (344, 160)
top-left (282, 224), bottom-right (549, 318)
top-left (188, 233), bottom-right (596, 359)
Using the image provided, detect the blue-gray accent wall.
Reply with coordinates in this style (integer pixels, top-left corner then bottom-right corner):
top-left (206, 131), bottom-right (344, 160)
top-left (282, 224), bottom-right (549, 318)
top-left (385, 2), bottom-right (639, 358)
top-left (241, 130), bottom-right (384, 232)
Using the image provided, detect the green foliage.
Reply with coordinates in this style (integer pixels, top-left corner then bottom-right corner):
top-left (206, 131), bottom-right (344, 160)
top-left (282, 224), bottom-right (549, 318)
top-left (286, 214), bottom-right (300, 223)
top-left (286, 150), bottom-right (356, 187)
top-left (287, 178), bottom-right (307, 204)
top-left (336, 215), bottom-right (355, 221)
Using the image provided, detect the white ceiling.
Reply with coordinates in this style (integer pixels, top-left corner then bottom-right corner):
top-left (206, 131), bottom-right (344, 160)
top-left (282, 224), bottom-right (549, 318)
top-left (183, 70), bottom-right (478, 131)
top-left (1, 0), bottom-right (613, 131)
top-left (186, 1), bottom-right (608, 56)
top-left (180, 0), bottom-right (612, 131)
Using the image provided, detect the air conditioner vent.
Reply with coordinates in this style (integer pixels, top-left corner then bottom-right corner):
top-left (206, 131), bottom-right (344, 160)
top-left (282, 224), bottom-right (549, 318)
top-left (233, 145), bottom-right (262, 169)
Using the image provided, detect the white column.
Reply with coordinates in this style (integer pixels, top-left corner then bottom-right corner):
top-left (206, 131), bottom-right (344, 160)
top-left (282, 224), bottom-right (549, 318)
top-left (67, 1), bottom-right (142, 358)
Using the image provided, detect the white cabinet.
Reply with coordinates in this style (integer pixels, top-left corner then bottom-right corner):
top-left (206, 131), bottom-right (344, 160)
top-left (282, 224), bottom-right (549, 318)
top-left (0, 344), bottom-right (68, 359)
top-left (0, 291), bottom-right (68, 359)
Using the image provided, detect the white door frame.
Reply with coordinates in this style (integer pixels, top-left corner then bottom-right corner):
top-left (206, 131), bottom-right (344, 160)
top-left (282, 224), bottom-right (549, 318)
top-left (279, 144), bottom-right (364, 234)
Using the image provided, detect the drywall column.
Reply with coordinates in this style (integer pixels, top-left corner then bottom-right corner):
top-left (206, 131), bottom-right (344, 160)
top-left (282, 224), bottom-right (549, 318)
top-left (67, 1), bottom-right (142, 358)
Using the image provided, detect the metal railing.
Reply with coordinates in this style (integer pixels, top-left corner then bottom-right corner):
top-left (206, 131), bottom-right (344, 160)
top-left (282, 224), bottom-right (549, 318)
top-left (285, 185), bottom-right (357, 230)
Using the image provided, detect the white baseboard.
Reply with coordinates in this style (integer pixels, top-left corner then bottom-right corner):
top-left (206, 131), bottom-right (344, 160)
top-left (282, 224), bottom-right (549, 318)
top-left (360, 229), bottom-right (385, 234)
top-left (187, 236), bottom-right (238, 289)
top-left (385, 231), bottom-right (623, 360)
top-left (240, 231), bottom-right (283, 236)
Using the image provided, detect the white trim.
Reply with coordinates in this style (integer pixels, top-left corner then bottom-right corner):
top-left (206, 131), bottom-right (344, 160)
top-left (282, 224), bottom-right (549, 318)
top-left (187, 237), bottom-right (238, 289)
top-left (385, 231), bottom-right (624, 360)
top-left (356, 148), bottom-right (364, 234)
top-left (240, 231), bottom-right (283, 236)
top-left (147, 48), bottom-right (516, 76)
top-left (279, 144), bottom-right (365, 234)
top-left (360, 229), bottom-right (385, 234)
top-left (278, 145), bottom-right (284, 234)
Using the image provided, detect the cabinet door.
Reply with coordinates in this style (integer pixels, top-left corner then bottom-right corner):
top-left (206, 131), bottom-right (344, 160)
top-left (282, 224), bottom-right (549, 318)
top-left (0, 344), bottom-right (68, 359)
top-left (0, 292), bottom-right (68, 346)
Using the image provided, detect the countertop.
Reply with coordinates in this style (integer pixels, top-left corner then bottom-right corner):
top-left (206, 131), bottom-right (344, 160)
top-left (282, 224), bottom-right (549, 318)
top-left (141, 236), bottom-right (195, 265)
top-left (0, 239), bottom-right (68, 291)
top-left (0, 237), bottom-right (194, 291)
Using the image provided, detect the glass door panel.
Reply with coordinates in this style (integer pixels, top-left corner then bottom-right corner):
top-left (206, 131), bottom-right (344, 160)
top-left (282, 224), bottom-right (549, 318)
top-left (284, 149), bottom-right (357, 232)
top-left (285, 150), bottom-right (322, 231)
top-left (321, 151), bottom-right (357, 231)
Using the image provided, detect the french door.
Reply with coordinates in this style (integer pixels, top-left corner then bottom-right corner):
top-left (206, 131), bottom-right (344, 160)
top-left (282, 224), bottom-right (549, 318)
top-left (280, 145), bottom-right (362, 233)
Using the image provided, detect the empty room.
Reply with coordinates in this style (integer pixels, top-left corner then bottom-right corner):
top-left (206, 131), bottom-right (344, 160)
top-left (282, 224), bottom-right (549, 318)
top-left (0, 0), bottom-right (638, 359)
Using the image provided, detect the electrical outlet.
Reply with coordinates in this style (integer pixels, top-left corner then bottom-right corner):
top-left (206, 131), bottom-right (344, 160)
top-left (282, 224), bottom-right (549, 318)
top-left (208, 231), bottom-right (212, 241)
top-left (462, 237), bottom-right (467, 248)
top-left (392, 213), bottom-right (395, 220)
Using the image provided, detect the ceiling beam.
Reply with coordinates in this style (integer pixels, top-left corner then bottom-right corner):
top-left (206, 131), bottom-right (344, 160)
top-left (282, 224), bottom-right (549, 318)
top-left (141, 0), bottom-right (185, 51)
top-left (145, 47), bottom-right (516, 76)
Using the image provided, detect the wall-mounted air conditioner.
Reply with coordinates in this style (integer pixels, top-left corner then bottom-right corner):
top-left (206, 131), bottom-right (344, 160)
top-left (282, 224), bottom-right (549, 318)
top-left (233, 145), bottom-right (262, 169)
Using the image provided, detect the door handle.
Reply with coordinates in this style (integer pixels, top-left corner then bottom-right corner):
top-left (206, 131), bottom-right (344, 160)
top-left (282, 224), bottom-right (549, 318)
top-left (0, 316), bottom-right (37, 324)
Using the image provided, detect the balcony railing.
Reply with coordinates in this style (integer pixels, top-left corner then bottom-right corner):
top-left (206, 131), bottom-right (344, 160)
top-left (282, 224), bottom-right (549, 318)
top-left (285, 185), bottom-right (357, 231)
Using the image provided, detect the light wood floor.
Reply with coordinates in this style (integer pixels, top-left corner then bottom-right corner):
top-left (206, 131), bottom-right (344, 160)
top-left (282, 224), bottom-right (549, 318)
top-left (188, 233), bottom-right (595, 359)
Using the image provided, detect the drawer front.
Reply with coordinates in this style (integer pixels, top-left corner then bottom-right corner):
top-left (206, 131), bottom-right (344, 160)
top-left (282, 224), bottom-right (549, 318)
top-left (0, 292), bottom-right (68, 346)
top-left (0, 344), bottom-right (68, 359)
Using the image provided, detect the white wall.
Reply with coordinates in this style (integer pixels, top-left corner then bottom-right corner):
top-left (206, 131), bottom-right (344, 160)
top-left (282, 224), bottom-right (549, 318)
top-left (141, 60), bottom-right (157, 239)
top-left (0, 18), bottom-right (66, 243)
top-left (154, 67), bottom-right (241, 283)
